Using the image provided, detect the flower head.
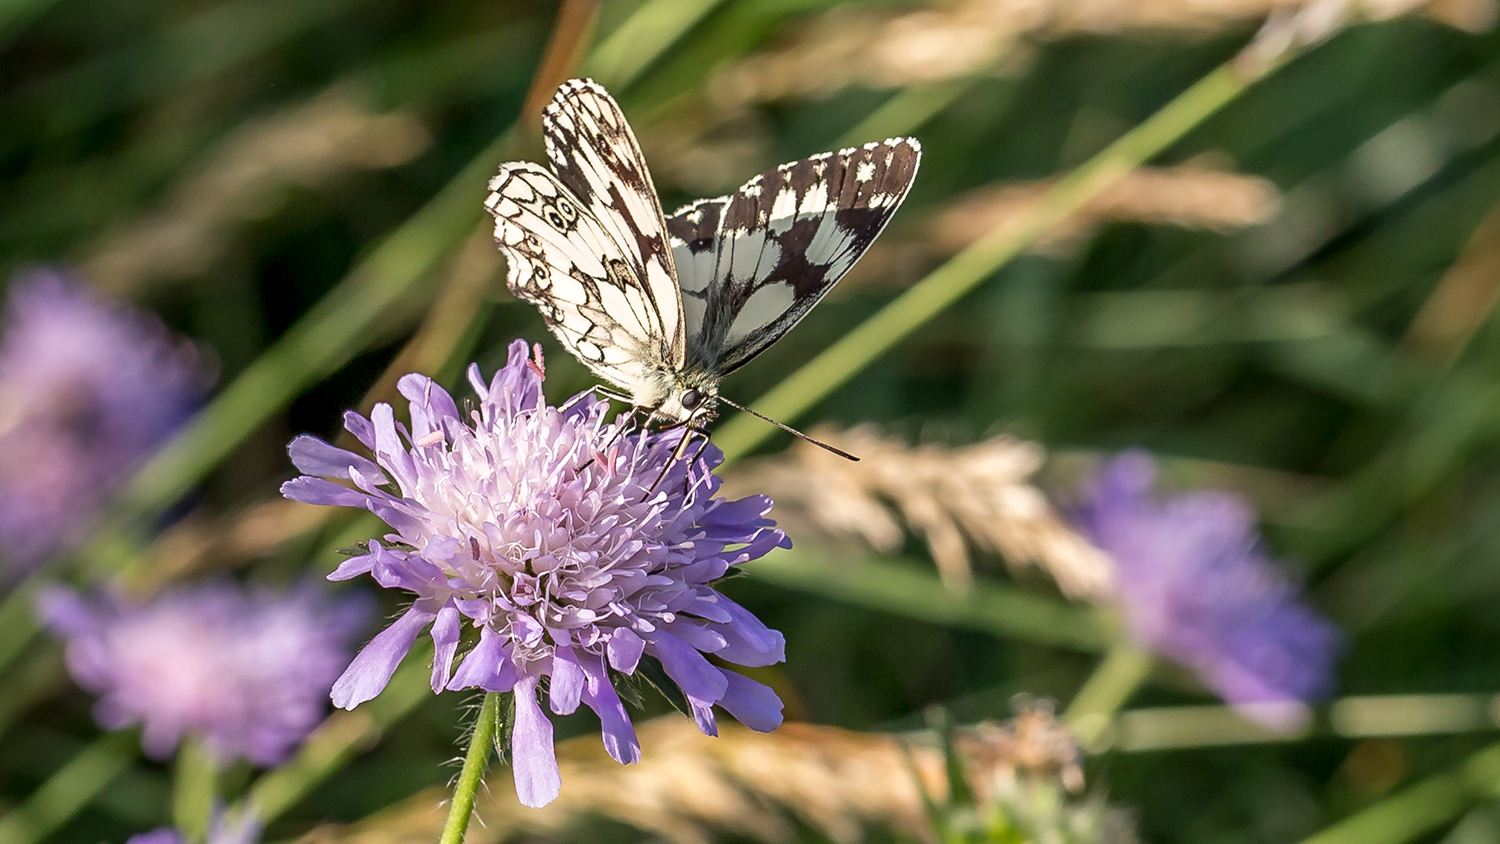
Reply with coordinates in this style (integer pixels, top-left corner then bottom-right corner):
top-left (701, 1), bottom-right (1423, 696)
top-left (125, 809), bottom-right (260, 844)
top-left (0, 270), bottom-right (208, 574)
top-left (40, 582), bottom-right (369, 766)
top-left (1077, 450), bottom-right (1340, 728)
top-left (281, 340), bottom-right (790, 807)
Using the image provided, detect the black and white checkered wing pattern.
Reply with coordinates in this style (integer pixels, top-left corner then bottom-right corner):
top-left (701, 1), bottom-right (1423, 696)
top-left (542, 78), bottom-right (684, 369)
top-left (668, 138), bottom-right (922, 376)
top-left (486, 163), bottom-right (666, 399)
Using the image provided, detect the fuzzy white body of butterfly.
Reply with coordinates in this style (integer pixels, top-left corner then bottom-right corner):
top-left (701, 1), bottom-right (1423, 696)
top-left (486, 78), bottom-right (920, 436)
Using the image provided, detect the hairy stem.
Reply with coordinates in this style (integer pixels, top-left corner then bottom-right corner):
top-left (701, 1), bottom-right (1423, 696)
top-left (439, 692), bottom-right (502, 844)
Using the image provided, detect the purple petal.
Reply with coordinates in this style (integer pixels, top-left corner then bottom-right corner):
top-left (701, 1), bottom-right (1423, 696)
top-left (607, 628), bottom-right (645, 674)
top-left (549, 647), bottom-right (585, 715)
top-left (281, 477), bottom-right (370, 508)
top-left (288, 435), bottom-right (388, 484)
top-left (328, 551), bottom-right (376, 582)
top-left (717, 670), bottom-right (783, 732)
top-left (343, 411), bottom-right (377, 449)
top-left (331, 605), bottom-right (436, 709)
top-left (688, 695), bottom-right (718, 736)
top-left (580, 654), bottom-right (639, 764)
top-left (429, 604), bottom-right (462, 693)
top-left (448, 628), bottom-right (518, 692)
top-left (713, 597), bottom-right (786, 667)
top-left (650, 631), bottom-right (728, 703)
top-left (398, 374), bottom-right (461, 440)
top-left (370, 403), bottom-right (417, 492)
top-left (511, 674), bottom-right (561, 808)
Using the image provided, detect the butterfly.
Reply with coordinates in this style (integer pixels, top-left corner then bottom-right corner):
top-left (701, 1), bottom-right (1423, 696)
top-left (485, 78), bottom-right (921, 461)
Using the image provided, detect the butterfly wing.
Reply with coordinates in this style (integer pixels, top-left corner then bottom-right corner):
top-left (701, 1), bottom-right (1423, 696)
top-left (486, 163), bottom-right (671, 401)
top-left (542, 78), bottom-right (685, 369)
top-left (668, 138), bottom-right (922, 376)
top-left (663, 196), bottom-right (730, 358)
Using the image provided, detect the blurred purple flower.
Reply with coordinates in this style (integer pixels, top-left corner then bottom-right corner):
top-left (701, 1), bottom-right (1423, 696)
top-left (0, 270), bottom-right (209, 574)
top-left (281, 339), bottom-right (790, 807)
top-left (1078, 450), bottom-right (1340, 728)
top-left (125, 809), bottom-right (260, 844)
top-left (40, 582), bottom-right (369, 767)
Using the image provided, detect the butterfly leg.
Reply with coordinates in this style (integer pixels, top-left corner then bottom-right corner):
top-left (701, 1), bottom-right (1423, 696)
top-left (578, 405), bottom-right (643, 472)
top-left (561, 384), bottom-right (631, 412)
top-left (649, 424), bottom-right (712, 493)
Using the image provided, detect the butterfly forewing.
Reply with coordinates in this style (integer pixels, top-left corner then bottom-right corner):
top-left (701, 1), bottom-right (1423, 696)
top-left (669, 138), bottom-right (922, 376)
top-left (542, 79), bottom-right (684, 369)
top-left (486, 163), bottom-right (665, 400)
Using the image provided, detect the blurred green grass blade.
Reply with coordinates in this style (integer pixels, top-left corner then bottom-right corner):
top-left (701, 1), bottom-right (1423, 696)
top-left (114, 137), bottom-right (506, 523)
top-left (1, 0), bottom-right (371, 148)
top-left (584, 0), bottom-right (728, 87)
top-left (1297, 740), bottom-right (1500, 844)
top-left (0, 0), bottom-right (61, 50)
top-left (836, 78), bottom-right (980, 148)
top-left (245, 646), bottom-right (432, 825)
top-left (0, 732), bottom-right (137, 844)
top-left (747, 547), bottom-right (1108, 652)
top-left (713, 64), bottom-right (1255, 463)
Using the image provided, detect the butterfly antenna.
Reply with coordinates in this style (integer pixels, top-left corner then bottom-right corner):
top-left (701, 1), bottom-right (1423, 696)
top-left (717, 395), bottom-right (859, 461)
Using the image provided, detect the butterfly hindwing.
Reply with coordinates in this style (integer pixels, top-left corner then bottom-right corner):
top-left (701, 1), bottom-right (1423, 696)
top-left (668, 138), bottom-right (922, 376)
top-left (542, 79), bottom-right (685, 369)
top-left (486, 162), bottom-right (666, 399)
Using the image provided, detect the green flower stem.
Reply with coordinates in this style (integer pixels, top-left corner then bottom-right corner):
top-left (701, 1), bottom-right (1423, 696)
top-left (438, 692), bottom-right (503, 844)
top-left (0, 732), bottom-right (136, 844)
top-left (1062, 642), bottom-right (1153, 749)
top-left (172, 736), bottom-right (219, 844)
top-left (1296, 739), bottom-right (1500, 844)
top-left (713, 60), bottom-right (1262, 465)
top-left (746, 547), bottom-right (1109, 652)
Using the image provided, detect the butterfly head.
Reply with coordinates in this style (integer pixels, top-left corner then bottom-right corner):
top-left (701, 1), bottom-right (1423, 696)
top-left (653, 373), bottom-right (719, 428)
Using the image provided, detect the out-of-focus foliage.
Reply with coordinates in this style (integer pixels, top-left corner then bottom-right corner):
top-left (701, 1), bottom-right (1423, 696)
top-left (5, 0), bottom-right (1500, 842)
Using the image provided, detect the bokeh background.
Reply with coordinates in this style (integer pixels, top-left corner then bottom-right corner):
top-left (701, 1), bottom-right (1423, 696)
top-left (6, 0), bottom-right (1500, 842)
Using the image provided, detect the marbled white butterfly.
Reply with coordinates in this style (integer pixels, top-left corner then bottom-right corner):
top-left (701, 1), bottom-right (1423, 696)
top-left (485, 78), bottom-right (920, 460)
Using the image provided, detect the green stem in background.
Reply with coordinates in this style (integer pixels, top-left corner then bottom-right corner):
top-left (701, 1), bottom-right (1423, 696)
top-left (0, 732), bottom-right (136, 844)
top-left (836, 78), bottom-right (979, 149)
top-left (172, 736), bottom-right (219, 844)
top-left (1062, 642), bottom-right (1153, 749)
top-left (713, 62), bottom-right (1256, 464)
top-left (1296, 740), bottom-right (1500, 844)
top-left (748, 547), bottom-right (1109, 653)
top-left (437, 692), bottom-right (502, 844)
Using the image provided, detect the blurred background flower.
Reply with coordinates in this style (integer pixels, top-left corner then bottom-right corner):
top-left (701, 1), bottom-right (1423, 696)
top-left (1078, 450), bottom-right (1342, 728)
top-left (39, 582), bottom-right (369, 767)
top-left (0, 270), bottom-right (209, 577)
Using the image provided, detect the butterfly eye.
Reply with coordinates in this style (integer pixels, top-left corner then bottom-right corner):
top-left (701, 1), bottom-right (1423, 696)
top-left (681, 389), bottom-right (702, 410)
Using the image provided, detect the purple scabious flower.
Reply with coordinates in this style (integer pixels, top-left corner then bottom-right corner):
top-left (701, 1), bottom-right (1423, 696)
top-left (281, 340), bottom-right (790, 807)
top-left (125, 810), bottom-right (260, 844)
top-left (1078, 450), bottom-right (1340, 729)
top-left (39, 582), bottom-right (369, 766)
top-left (0, 270), bottom-right (208, 575)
